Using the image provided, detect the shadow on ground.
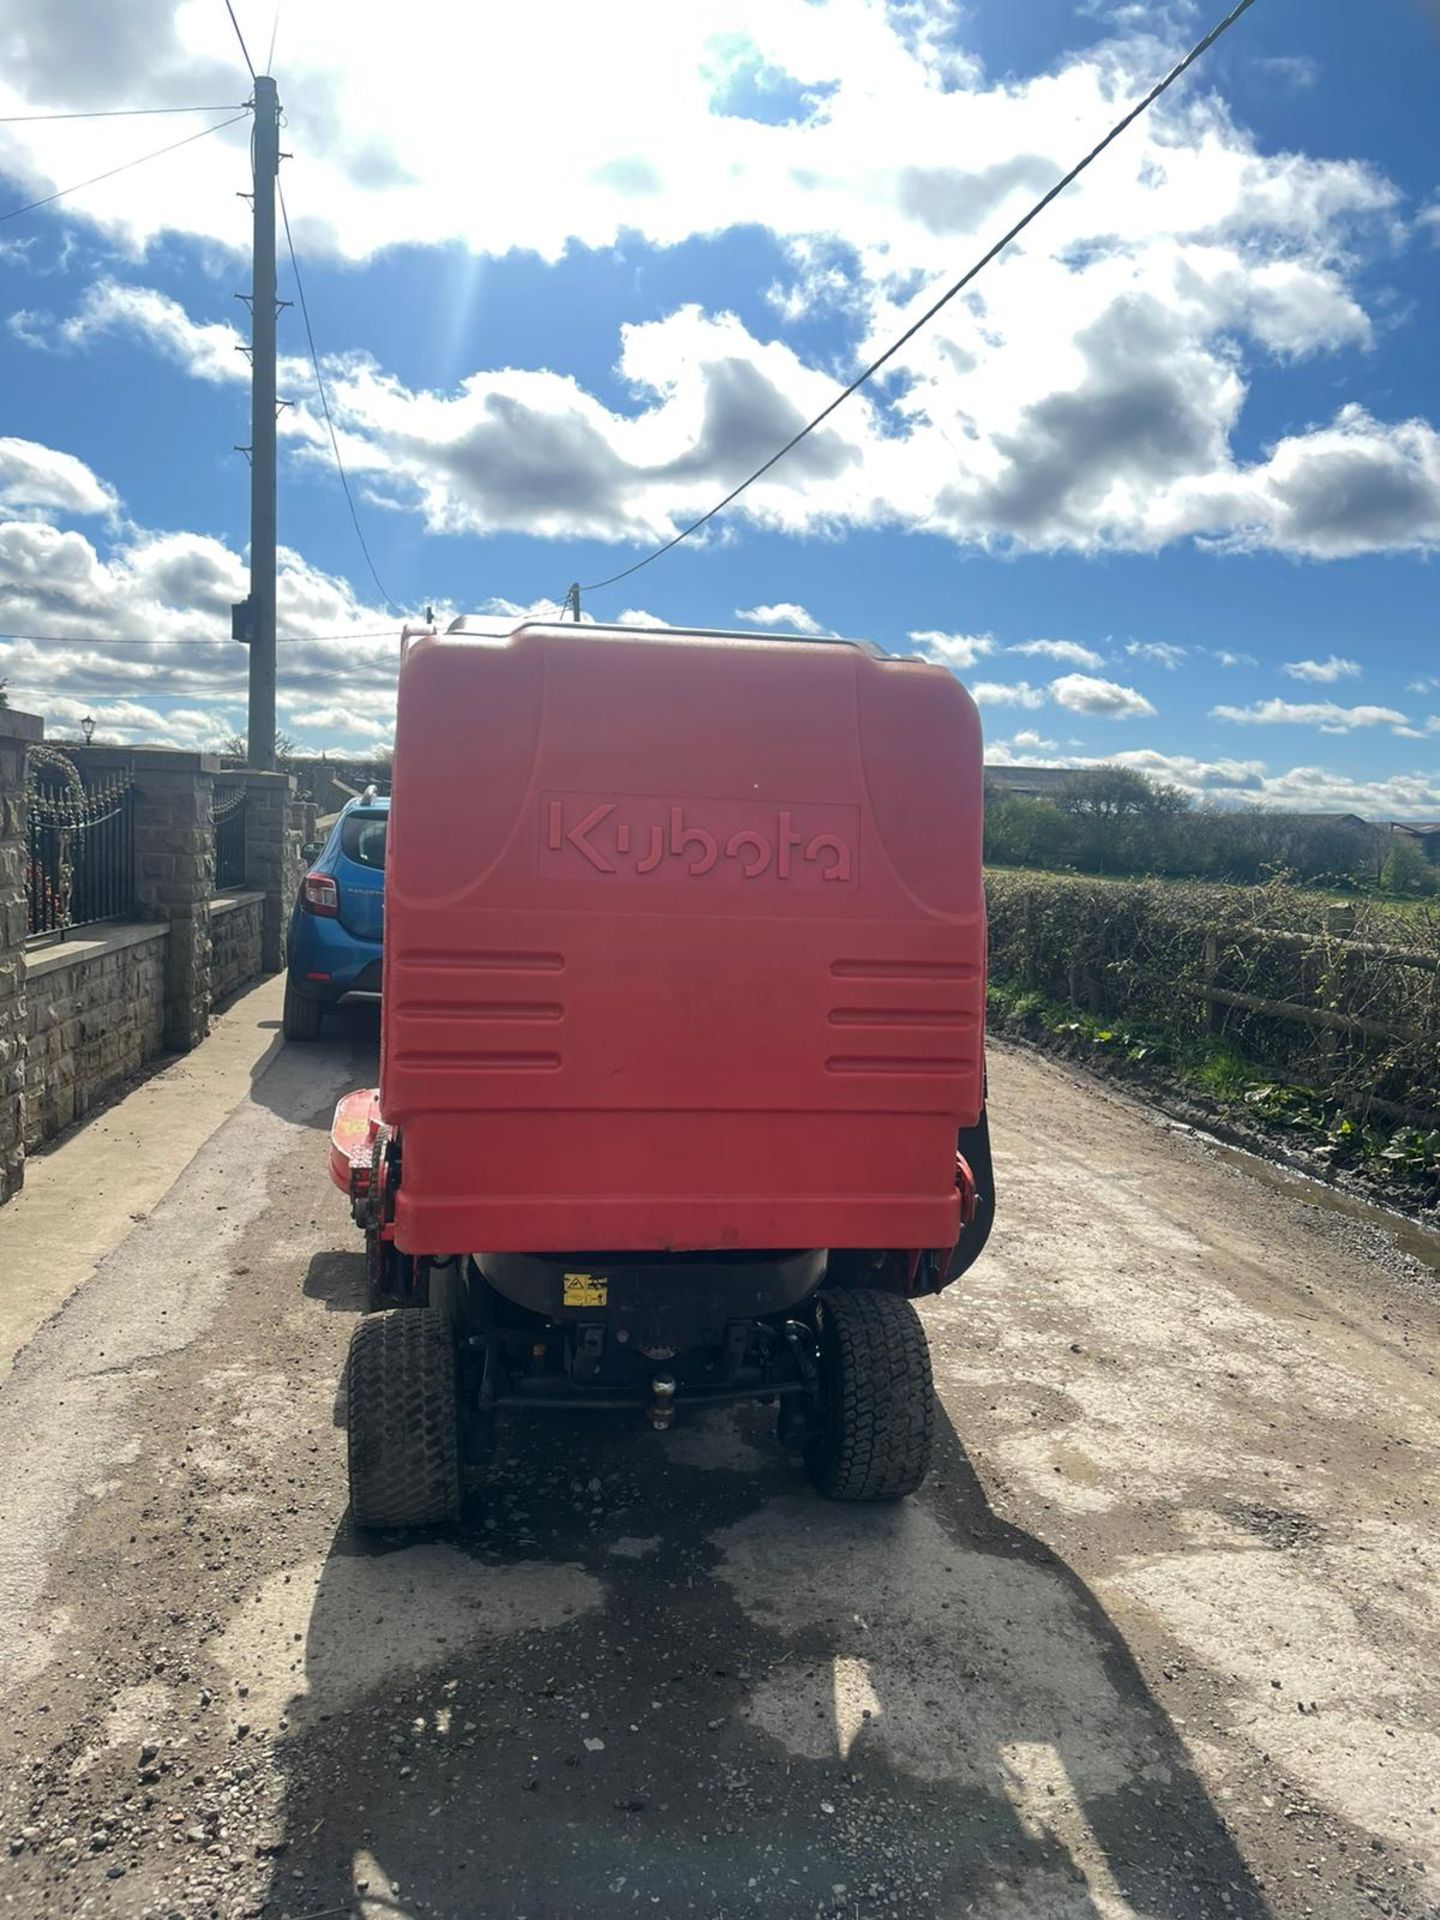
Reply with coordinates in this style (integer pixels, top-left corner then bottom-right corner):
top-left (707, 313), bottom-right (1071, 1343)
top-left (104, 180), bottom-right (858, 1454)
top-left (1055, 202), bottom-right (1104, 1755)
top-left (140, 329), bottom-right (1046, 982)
top-left (244, 1001), bottom-right (381, 1130)
top-left (238, 1397), bottom-right (1271, 1919)
top-left (303, 1247), bottom-right (369, 1314)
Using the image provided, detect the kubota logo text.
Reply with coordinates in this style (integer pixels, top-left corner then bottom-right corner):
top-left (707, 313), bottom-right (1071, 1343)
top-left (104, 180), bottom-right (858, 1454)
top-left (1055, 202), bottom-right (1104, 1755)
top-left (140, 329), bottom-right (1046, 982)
top-left (542, 793), bottom-right (858, 888)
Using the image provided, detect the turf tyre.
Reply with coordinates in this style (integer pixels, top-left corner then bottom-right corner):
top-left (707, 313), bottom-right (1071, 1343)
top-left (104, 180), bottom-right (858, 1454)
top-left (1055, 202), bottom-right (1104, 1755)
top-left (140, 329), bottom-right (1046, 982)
top-left (804, 1288), bottom-right (934, 1502)
top-left (347, 1307), bottom-right (460, 1529)
top-left (282, 977), bottom-right (323, 1041)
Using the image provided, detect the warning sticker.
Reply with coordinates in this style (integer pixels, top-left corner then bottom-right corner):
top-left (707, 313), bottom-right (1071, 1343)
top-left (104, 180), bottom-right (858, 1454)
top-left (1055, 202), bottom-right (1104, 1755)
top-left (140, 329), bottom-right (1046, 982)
top-left (562, 1272), bottom-right (608, 1308)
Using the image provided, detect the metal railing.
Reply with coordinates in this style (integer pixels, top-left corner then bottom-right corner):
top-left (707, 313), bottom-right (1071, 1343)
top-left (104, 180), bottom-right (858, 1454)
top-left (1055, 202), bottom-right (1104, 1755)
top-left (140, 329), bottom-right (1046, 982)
top-left (26, 772), bottom-right (137, 943)
top-left (213, 785), bottom-right (248, 889)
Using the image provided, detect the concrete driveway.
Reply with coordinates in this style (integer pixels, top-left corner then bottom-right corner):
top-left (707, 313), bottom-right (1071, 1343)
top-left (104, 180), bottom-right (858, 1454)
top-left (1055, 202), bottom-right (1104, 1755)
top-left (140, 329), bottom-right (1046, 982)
top-left (0, 987), bottom-right (1436, 1919)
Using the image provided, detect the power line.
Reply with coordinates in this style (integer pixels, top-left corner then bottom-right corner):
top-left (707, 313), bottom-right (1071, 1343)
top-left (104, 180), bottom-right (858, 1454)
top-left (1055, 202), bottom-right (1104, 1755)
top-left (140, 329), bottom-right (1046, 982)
top-left (0, 629), bottom-right (400, 646)
top-left (578, 0), bottom-right (1262, 597)
top-left (222, 0), bottom-right (258, 81)
top-left (0, 104), bottom-right (245, 123)
top-left (278, 180), bottom-right (402, 614)
top-left (266, 0), bottom-right (283, 77)
top-left (0, 111), bottom-right (250, 226)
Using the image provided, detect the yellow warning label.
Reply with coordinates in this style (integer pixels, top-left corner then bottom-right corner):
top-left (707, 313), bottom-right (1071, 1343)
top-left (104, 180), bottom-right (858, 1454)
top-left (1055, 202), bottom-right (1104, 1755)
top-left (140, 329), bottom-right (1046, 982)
top-left (563, 1272), bottom-right (608, 1308)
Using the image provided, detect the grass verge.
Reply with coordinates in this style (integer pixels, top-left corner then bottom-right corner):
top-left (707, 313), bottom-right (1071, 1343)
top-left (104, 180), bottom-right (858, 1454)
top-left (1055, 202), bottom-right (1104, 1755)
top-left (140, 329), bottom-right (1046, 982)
top-left (987, 975), bottom-right (1440, 1222)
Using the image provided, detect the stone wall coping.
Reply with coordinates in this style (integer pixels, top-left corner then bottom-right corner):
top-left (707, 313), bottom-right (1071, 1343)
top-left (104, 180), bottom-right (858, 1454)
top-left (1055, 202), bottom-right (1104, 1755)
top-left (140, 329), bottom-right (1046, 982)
top-left (210, 889), bottom-right (267, 916)
top-left (216, 768), bottom-right (296, 792)
top-left (127, 748), bottom-right (221, 773)
top-left (24, 919), bottom-right (168, 980)
top-left (0, 708), bottom-right (43, 744)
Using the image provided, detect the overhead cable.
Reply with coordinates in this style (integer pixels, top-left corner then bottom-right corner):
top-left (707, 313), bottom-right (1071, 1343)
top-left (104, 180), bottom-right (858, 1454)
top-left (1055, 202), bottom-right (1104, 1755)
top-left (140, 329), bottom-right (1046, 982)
top-left (0, 629), bottom-right (401, 646)
top-left (577, 0), bottom-right (1262, 596)
top-left (278, 180), bottom-right (402, 614)
top-left (0, 104), bottom-right (246, 123)
top-left (222, 0), bottom-right (258, 81)
top-left (0, 111), bottom-right (250, 225)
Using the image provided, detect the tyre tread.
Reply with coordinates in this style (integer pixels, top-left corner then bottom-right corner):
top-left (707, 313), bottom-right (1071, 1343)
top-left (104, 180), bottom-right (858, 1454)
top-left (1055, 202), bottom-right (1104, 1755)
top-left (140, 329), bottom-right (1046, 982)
top-left (806, 1288), bottom-right (934, 1502)
top-left (282, 978), bottom-right (323, 1042)
top-left (347, 1307), bottom-right (460, 1528)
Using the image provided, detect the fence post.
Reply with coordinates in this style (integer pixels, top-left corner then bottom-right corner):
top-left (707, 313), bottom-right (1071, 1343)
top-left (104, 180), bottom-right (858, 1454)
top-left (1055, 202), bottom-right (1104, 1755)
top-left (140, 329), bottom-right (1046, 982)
top-left (1202, 929), bottom-right (1219, 1034)
top-left (0, 709), bottom-right (42, 1201)
top-left (132, 750), bottom-right (217, 1051)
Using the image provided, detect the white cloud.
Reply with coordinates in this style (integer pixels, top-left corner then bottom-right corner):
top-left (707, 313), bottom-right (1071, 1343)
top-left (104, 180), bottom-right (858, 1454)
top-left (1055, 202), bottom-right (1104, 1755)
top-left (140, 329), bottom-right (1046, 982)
top-left (1213, 648), bottom-right (1257, 667)
top-left (971, 680), bottom-right (1046, 709)
top-left (1008, 729), bottom-right (1058, 752)
top-left (70, 269), bottom-right (1436, 564)
top-left (1232, 764), bottom-right (1440, 819)
top-left (1211, 698), bottom-right (1409, 732)
top-left (1124, 641), bottom-right (1186, 669)
top-left (9, 0), bottom-right (1432, 564)
top-left (909, 630), bottom-right (996, 669)
top-left (0, 449), bottom-right (398, 750)
top-left (983, 744), bottom-right (1440, 819)
top-left (462, 595), bottom-right (672, 631)
top-left (12, 280), bottom-right (256, 386)
top-left (1258, 54), bottom-right (1320, 92)
top-left (1104, 750), bottom-right (1267, 794)
top-left (1282, 653), bottom-right (1361, 683)
top-left (735, 602), bottom-right (826, 634)
top-left (474, 594), bottom-right (571, 623)
top-left (1008, 638), bottom-right (1103, 669)
top-left (0, 0), bottom-right (1390, 281)
top-left (37, 694), bottom-right (239, 751)
top-left (0, 436), bottom-right (115, 517)
top-left (286, 704), bottom-right (392, 739)
top-left (1050, 673), bottom-right (1155, 718)
top-left (1213, 407), bottom-right (1440, 559)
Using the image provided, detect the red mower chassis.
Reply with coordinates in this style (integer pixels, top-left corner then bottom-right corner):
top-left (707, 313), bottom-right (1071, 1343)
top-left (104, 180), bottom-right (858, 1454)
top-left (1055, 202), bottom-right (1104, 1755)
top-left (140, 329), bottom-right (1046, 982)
top-left (330, 620), bottom-right (994, 1530)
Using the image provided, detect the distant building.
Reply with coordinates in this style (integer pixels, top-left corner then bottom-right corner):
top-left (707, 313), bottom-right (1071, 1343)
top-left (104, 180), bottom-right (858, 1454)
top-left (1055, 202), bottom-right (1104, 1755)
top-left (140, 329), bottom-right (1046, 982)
top-left (1387, 822), bottom-right (1440, 865)
top-left (982, 765), bottom-right (1073, 799)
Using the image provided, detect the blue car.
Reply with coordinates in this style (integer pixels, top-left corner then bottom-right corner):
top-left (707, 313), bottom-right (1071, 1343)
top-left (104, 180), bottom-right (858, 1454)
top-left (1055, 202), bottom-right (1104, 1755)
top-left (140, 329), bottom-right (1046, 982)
top-left (283, 794), bottom-right (389, 1040)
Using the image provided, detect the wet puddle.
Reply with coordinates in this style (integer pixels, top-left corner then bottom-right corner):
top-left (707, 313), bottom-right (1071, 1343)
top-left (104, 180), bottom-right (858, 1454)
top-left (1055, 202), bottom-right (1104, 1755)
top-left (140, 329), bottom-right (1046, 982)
top-left (1185, 1127), bottom-right (1440, 1275)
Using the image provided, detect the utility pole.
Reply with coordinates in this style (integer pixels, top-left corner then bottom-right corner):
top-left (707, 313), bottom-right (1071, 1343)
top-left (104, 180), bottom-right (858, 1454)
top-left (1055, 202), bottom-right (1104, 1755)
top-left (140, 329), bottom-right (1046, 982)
top-left (244, 75), bottom-right (280, 770)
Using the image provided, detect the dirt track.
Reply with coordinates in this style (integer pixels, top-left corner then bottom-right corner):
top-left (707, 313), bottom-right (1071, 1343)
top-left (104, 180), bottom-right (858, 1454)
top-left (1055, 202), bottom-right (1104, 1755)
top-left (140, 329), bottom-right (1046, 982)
top-left (0, 1011), bottom-right (1437, 1920)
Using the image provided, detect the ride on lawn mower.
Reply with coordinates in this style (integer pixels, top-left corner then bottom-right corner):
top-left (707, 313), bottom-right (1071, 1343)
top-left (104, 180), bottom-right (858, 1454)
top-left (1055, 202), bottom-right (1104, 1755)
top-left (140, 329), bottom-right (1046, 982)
top-left (328, 617), bottom-right (994, 1528)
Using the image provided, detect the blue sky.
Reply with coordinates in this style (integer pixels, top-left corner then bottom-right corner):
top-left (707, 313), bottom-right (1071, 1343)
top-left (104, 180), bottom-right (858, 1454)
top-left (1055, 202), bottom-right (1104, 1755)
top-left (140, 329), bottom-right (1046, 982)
top-left (0, 0), bottom-right (1437, 815)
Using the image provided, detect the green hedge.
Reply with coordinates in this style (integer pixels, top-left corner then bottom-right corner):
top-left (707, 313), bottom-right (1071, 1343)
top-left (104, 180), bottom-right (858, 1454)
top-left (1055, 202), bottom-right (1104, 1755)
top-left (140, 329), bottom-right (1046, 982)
top-left (984, 871), bottom-right (1440, 1122)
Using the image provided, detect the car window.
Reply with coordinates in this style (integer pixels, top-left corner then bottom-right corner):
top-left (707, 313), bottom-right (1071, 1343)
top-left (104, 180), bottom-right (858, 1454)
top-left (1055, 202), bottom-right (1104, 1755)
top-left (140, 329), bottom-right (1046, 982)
top-left (340, 813), bottom-right (388, 870)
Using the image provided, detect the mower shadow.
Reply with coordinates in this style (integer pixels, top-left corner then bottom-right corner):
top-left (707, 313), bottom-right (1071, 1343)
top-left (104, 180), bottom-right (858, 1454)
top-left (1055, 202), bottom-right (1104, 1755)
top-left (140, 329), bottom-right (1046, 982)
top-left (260, 1402), bottom-right (1272, 1919)
top-left (303, 1246), bottom-right (369, 1313)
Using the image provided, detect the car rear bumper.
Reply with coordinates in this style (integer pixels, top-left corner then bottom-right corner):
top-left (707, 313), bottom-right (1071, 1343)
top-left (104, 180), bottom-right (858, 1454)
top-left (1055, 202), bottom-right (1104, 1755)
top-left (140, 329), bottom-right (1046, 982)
top-left (288, 955), bottom-right (382, 1006)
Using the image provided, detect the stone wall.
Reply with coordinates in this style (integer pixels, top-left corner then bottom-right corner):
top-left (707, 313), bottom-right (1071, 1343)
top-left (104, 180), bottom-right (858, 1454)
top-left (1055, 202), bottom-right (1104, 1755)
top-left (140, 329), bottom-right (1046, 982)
top-left (23, 925), bottom-right (168, 1148)
top-left (0, 728), bottom-right (292, 1202)
top-left (0, 711), bottom-right (42, 1200)
top-left (131, 750), bottom-right (217, 1052)
top-left (234, 771), bottom-right (301, 971)
top-left (210, 891), bottom-right (265, 1006)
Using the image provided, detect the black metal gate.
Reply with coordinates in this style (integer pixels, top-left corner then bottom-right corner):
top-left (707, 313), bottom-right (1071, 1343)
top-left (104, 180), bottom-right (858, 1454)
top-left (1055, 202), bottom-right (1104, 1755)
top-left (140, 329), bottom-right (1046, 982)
top-left (26, 773), bottom-right (136, 942)
top-left (213, 785), bottom-right (248, 889)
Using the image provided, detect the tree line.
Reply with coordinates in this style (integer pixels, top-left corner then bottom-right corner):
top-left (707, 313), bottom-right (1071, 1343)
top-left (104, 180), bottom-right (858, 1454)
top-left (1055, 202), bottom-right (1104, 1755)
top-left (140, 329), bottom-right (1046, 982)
top-left (984, 767), bottom-right (1436, 896)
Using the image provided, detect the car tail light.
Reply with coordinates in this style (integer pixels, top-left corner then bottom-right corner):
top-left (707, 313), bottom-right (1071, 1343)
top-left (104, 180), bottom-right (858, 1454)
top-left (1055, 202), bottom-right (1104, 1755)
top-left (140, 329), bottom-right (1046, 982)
top-left (302, 871), bottom-right (339, 917)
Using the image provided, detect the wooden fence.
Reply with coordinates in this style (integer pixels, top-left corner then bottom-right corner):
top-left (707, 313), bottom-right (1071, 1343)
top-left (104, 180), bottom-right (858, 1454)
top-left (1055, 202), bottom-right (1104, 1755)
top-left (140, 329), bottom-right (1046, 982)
top-left (985, 872), bottom-right (1440, 1123)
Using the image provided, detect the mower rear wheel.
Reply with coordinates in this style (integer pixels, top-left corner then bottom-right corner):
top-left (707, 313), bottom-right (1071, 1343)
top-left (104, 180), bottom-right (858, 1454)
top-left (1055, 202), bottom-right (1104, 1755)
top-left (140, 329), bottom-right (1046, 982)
top-left (347, 1307), bottom-right (460, 1529)
top-left (804, 1288), bottom-right (934, 1502)
top-left (282, 977), bottom-right (323, 1042)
